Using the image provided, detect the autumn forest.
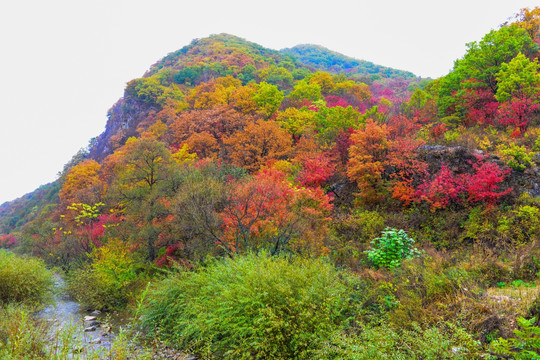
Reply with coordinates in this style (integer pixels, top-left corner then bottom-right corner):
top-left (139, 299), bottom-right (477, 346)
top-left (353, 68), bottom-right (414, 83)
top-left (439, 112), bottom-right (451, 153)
top-left (1, 7), bottom-right (540, 359)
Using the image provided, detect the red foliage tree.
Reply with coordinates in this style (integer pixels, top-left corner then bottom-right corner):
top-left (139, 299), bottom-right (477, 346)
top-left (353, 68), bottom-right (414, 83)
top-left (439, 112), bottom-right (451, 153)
top-left (325, 96), bottom-right (350, 108)
top-left (219, 168), bottom-right (332, 255)
top-left (461, 83), bottom-right (499, 126)
top-left (414, 165), bottom-right (465, 211)
top-left (0, 234), bottom-right (17, 248)
top-left (296, 153), bottom-right (335, 188)
top-left (496, 96), bottom-right (539, 132)
top-left (464, 161), bottom-right (513, 204)
top-left (333, 128), bottom-right (355, 165)
top-left (413, 160), bottom-right (512, 210)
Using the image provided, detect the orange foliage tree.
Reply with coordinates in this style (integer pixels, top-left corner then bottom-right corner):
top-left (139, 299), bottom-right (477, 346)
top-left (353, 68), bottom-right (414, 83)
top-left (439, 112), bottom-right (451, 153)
top-left (347, 117), bottom-right (426, 203)
top-left (347, 119), bottom-right (389, 201)
top-left (219, 169), bottom-right (332, 255)
top-left (185, 76), bottom-right (243, 109)
top-left (170, 105), bottom-right (254, 159)
top-left (59, 159), bottom-right (103, 207)
top-left (224, 120), bottom-right (293, 172)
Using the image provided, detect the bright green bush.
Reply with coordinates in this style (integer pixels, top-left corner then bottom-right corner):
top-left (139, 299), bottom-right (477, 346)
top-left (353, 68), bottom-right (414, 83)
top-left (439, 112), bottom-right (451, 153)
top-left (514, 205), bottom-right (540, 242)
top-left (0, 250), bottom-right (53, 305)
top-left (498, 143), bottom-right (535, 171)
top-left (67, 241), bottom-right (140, 310)
top-left (139, 252), bottom-right (351, 359)
top-left (365, 228), bottom-right (422, 269)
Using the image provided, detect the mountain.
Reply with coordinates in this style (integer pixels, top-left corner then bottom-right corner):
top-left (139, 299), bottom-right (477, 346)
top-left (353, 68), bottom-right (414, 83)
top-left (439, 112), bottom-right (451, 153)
top-left (281, 44), bottom-right (416, 80)
top-left (147, 34), bottom-right (301, 77)
top-left (0, 34), bottom-right (424, 236)
top-left (0, 182), bottom-right (60, 234)
top-left (88, 33), bottom-right (421, 161)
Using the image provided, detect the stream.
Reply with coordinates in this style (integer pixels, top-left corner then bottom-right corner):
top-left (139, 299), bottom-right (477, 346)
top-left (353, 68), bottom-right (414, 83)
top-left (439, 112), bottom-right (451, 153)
top-left (38, 275), bottom-right (191, 359)
top-left (38, 274), bottom-right (129, 355)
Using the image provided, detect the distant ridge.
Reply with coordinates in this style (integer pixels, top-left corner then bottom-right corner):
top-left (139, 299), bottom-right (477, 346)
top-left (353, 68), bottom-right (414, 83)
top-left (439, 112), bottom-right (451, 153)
top-left (281, 44), bottom-right (416, 80)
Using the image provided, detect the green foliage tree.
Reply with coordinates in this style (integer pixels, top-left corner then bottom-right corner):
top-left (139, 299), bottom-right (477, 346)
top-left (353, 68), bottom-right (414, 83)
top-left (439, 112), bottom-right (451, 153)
top-left (110, 137), bottom-right (174, 261)
top-left (257, 65), bottom-right (293, 87)
top-left (438, 24), bottom-right (538, 115)
top-left (277, 107), bottom-right (317, 136)
top-left (253, 81), bottom-right (284, 118)
top-left (496, 52), bottom-right (540, 102)
top-left (68, 241), bottom-right (140, 310)
top-left (289, 79), bottom-right (323, 102)
top-left (125, 77), bottom-right (167, 105)
top-left (238, 64), bottom-right (256, 84)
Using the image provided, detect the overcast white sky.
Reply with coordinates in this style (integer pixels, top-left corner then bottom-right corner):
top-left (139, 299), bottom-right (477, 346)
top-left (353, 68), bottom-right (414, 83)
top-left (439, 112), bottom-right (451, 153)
top-left (0, 0), bottom-right (538, 204)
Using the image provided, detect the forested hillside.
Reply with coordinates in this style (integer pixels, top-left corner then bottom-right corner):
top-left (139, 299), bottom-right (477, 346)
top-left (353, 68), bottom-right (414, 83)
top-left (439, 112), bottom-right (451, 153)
top-left (2, 7), bottom-right (540, 359)
top-left (281, 44), bottom-right (417, 80)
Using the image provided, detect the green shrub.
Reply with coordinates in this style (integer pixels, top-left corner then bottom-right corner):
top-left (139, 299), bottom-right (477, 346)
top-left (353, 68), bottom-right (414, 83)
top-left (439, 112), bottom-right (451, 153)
top-left (490, 317), bottom-right (540, 359)
top-left (498, 143), bottom-right (535, 171)
top-left (0, 250), bottom-right (53, 305)
top-left (139, 252), bottom-right (351, 359)
top-left (513, 205), bottom-right (540, 242)
top-left (330, 210), bottom-right (386, 268)
top-left (315, 322), bottom-right (481, 359)
top-left (365, 228), bottom-right (422, 269)
top-left (67, 241), bottom-right (140, 310)
top-left (383, 256), bottom-right (475, 327)
top-left (423, 265), bottom-right (471, 303)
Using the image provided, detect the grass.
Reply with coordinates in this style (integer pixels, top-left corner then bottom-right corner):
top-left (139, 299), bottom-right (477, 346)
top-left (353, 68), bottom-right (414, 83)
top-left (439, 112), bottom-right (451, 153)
top-left (486, 283), bottom-right (540, 318)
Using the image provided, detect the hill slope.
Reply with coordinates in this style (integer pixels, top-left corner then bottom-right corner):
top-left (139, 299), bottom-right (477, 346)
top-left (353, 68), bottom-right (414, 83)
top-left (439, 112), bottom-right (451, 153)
top-left (281, 44), bottom-right (416, 79)
top-left (0, 34), bottom-right (423, 235)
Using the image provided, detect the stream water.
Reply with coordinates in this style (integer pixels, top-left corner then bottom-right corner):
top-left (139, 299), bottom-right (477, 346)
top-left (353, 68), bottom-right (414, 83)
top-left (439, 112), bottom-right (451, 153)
top-left (37, 275), bottom-right (191, 359)
top-left (38, 274), bottom-right (129, 355)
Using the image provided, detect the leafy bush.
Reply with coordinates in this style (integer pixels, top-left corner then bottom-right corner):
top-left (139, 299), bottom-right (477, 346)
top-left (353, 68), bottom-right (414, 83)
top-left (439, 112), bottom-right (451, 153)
top-left (330, 210), bottom-right (386, 268)
top-left (139, 252), bottom-right (352, 359)
top-left (383, 255), bottom-right (475, 327)
top-left (365, 228), bottom-right (422, 269)
top-left (0, 250), bottom-right (53, 305)
top-left (67, 241), bottom-right (140, 310)
top-left (513, 205), bottom-right (540, 242)
top-left (490, 317), bottom-right (540, 359)
top-left (498, 143), bottom-right (535, 171)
